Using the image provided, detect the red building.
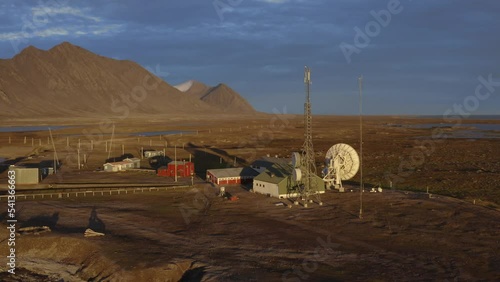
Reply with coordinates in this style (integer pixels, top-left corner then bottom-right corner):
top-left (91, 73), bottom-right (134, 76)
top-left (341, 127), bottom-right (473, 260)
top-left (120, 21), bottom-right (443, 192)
top-left (206, 167), bottom-right (259, 185)
top-left (157, 161), bottom-right (194, 177)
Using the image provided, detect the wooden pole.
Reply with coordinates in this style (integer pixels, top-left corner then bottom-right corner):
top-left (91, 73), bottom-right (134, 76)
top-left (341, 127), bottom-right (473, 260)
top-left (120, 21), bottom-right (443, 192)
top-left (24, 136), bottom-right (26, 144)
top-left (48, 128), bottom-right (58, 174)
top-left (8, 136), bottom-right (11, 144)
top-left (107, 123), bottom-right (115, 160)
top-left (78, 139), bottom-right (81, 149)
top-left (122, 144), bottom-right (124, 155)
top-left (77, 149), bottom-right (80, 170)
top-left (174, 145), bottom-right (177, 182)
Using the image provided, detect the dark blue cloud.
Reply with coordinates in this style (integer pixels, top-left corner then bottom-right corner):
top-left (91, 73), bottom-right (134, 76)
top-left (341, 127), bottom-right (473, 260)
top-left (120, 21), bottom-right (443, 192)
top-left (0, 0), bottom-right (498, 115)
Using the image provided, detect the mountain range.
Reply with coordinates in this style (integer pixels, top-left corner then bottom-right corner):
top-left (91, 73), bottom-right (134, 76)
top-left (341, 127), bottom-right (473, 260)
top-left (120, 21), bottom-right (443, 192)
top-left (174, 80), bottom-right (256, 114)
top-left (0, 42), bottom-right (256, 118)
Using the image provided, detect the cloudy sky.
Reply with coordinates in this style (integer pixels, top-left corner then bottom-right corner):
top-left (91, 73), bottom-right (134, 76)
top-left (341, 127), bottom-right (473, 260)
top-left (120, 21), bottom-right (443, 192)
top-left (0, 0), bottom-right (498, 115)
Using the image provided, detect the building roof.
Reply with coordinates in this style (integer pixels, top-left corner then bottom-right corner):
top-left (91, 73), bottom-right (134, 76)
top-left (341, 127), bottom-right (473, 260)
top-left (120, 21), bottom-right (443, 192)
top-left (168, 161), bottom-right (193, 165)
top-left (251, 157), bottom-right (291, 170)
top-left (104, 161), bottom-right (132, 166)
top-left (207, 167), bottom-right (259, 179)
top-left (8, 165), bottom-right (39, 171)
top-left (124, 158), bottom-right (141, 162)
top-left (254, 163), bottom-right (325, 192)
top-left (253, 163), bottom-right (293, 184)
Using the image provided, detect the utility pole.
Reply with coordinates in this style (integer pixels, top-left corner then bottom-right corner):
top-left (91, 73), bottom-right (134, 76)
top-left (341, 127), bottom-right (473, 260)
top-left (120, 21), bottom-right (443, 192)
top-left (358, 75), bottom-right (364, 220)
top-left (107, 124), bottom-right (115, 160)
top-left (48, 128), bottom-right (59, 174)
top-left (174, 145), bottom-right (177, 182)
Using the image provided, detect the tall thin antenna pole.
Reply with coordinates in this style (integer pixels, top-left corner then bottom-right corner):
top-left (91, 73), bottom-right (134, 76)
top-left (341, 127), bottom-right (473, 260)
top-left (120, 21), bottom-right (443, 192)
top-left (107, 123), bottom-right (115, 160)
top-left (174, 145), bottom-right (177, 182)
top-left (48, 128), bottom-right (59, 174)
top-left (358, 75), bottom-right (364, 219)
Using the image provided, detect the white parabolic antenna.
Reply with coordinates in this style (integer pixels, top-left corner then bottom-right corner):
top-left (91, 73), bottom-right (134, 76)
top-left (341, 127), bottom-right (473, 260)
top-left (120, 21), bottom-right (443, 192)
top-left (292, 168), bottom-right (302, 182)
top-left (322, 143), bottom-right (360, 191)
top-left (291, 152), bottom-right (301, 168)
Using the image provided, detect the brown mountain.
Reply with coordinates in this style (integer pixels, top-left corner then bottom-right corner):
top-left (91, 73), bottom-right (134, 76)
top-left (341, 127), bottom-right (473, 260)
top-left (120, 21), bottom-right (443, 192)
top-left (174, 80), bottom-right (256, 114)
top-left (174, 80), bottom-right (211, 98)
top-left (0, 42), bottom-right (255, 118)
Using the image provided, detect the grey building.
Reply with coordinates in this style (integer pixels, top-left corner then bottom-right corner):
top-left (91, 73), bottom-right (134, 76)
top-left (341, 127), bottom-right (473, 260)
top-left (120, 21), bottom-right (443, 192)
top-left (8, 165), bottom-right (39, 185)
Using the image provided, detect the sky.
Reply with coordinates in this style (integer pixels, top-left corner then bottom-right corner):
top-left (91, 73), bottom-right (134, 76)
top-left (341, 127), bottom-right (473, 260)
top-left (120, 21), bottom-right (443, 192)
top-left (0, 0), bottom-right (499, 115)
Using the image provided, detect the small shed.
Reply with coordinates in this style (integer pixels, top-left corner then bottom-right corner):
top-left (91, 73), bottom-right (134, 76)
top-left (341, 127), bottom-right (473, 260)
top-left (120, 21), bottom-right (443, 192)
top-left (206, 167), bottom-right (259, 185)
top-left (8, 165), bottom-right (39, 184)
top-left (144, 150), bottom-right (164, 158)
top-left (157, 161), bottom-right (194, 177)
top-left (103, 161), bottom-right (134, 172)
top-left (103, 162), bottom-right (120, 172)
top-left (123, 158), bottom-right (141, 168)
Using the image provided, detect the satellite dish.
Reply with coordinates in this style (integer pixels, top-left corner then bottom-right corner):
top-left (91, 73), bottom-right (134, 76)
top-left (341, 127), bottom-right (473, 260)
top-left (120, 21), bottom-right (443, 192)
top-left (292, 168), bottom-right (302, 182)
top-left (291, 152), bottom-right (301, 168)
top-left (322, 143), bottom-right (359, 192)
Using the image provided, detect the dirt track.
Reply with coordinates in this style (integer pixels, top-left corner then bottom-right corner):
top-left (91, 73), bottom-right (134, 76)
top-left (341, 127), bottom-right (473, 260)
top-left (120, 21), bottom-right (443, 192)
top-left (0, 184), bottom-right (499, 281)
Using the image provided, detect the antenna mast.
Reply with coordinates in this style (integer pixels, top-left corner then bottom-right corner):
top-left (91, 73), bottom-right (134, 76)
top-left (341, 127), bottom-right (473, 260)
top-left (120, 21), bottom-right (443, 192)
top-left (48, 128), bottom-right (59, 174)
top-left (300, 66), bottom-right (321, 207)
top-left (358, 75), bottom-right (364, 219)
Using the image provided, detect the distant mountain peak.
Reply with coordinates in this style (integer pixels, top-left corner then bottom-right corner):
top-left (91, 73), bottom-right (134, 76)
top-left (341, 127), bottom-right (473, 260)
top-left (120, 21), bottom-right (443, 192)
top-left (175, 80), bottom-right (255, 114)
top-left (48, 41), bottom-right (86, 54)
top-left (16, 45), bottom-right (42, 57)
top-left (174, 80), bottom-right (195, 92)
